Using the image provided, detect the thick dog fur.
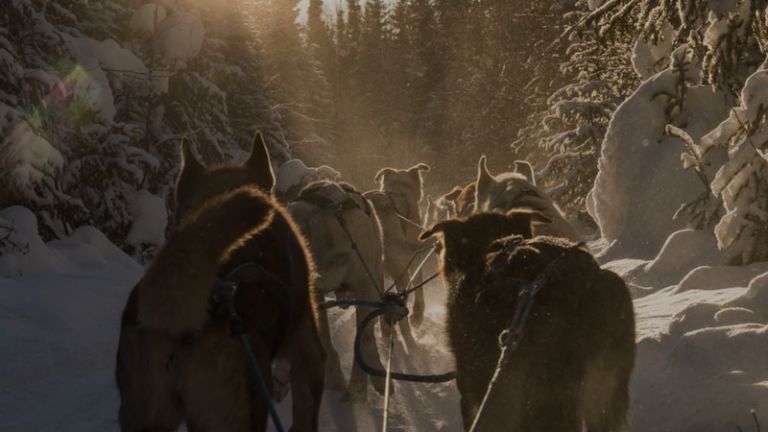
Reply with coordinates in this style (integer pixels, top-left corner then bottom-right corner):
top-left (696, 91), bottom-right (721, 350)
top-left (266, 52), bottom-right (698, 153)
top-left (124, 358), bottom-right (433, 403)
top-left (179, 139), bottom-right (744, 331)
top-left (422, 212), bottom-right (635, 432)
top-left (116, 134), bottom-right (326, 432)
top-left (275, 159), bottom-right (342, 202)
top-left (364, 163), bottom-right (430, 329)
top-left (289, 180), bottom-right (392, 398)
top-left (474, 156), bottom-right (580, 241)
top-left (136, 187), bottom-right (275, 336)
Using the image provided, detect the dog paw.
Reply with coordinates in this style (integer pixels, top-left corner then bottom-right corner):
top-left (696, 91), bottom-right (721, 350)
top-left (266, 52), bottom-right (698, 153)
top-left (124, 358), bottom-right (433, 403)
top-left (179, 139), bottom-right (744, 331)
top-left (342, 380), bottom-right (369, 403)
top-left (371, 376), bottom-right (388, 395)
top-left (325, 366), bottom-right (347, 392)
top-left (341, 387), bottom-right (367, 404)
top-left (410, 312), bottom-right (424, 329)
top-left (271, 361), bottom-right (291, 402)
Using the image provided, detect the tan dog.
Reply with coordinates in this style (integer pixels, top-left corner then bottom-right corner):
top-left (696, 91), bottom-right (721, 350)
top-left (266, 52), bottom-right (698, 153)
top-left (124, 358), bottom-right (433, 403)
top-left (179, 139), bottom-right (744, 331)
top-left (364, 163), bottom-right (430, 331)
top-left (116, 134), bottom-right (326, 432)
top-left (474, 156), bottom-right (580, 241)
top-left (424, 188), bottom-right (461, 229)
top-left (288, 180), bottom-right (389, 399)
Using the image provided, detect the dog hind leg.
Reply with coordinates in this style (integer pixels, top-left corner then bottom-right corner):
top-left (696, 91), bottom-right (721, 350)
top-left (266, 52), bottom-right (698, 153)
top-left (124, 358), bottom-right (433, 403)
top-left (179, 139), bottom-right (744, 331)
top-left (116, 290), bottom-right (183, 432)
top-left (288, 310), bottom-right (326, 432)
top-left (178, 326), bottom-right (253, 432)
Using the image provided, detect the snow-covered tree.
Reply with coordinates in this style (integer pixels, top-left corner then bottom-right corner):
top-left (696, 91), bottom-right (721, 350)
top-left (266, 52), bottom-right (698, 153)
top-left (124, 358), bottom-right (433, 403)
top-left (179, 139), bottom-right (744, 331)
top-left (0, 0), bottom-right (288, 251)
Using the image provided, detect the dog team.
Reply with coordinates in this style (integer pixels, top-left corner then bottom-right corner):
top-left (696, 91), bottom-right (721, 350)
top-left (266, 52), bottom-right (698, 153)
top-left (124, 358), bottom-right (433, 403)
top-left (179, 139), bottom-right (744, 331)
top-left (115, 133), bottom-right (635, 432)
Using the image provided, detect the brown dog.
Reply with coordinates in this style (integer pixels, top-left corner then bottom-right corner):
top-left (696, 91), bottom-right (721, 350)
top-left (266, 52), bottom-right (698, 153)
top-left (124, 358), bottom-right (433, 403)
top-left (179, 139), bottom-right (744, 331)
top-left (116, 134), bottom-right (325, 432)
top-left (422, 211), bottom-right (635, 431)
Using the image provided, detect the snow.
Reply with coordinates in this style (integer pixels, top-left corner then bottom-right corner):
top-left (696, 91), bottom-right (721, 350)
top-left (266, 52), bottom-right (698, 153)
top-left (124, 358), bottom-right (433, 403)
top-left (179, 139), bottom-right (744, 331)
top-left (589, 52), bottom-right (730, 259)
top-left (125, 190), bottom-right (167, 248)
top-left (631, 21), bottom-right (675, 80)
top-left (0, 219), bottom-right (141, 431)
top-left (65, 36), bottom-right (152, 123)
top-left (630, 263), bottom-right (768, 431)
top-left (1, 123), bottom-right (64, 193)
top-left (130, 3), bottom-right (168, 35)
top-left (633, 228), bottom-right (724, 288)
top-left (275, 159), bottom-right (342, 195)
top-left (0, 206), bottom-right (141, 278)
top-left (704, 0), bottom-right (748, 49)
top-left (703, 61), bottom-right (768, 263)
top-left (68, 37), bottom-right (148, 78)
top-left (0, 206), bottom-right (71, 276)
top-left (153, 12), bottom-right (205, 68)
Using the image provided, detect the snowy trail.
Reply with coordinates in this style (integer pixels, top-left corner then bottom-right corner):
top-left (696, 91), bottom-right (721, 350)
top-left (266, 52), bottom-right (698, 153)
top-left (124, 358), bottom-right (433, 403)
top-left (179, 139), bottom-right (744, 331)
top-left (261, 280), bottom-right (462, 431)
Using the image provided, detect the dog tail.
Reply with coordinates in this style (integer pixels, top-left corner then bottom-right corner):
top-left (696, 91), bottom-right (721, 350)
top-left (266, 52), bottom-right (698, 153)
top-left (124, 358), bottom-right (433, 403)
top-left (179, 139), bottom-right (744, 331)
top-left (137, 186), bottom-right (275, 336)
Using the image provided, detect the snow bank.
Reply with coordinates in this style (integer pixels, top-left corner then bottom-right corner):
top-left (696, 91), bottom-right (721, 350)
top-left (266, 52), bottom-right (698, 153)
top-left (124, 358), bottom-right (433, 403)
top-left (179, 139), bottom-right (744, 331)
top-left (589, 50), bottom-right (730, 259)
top-left (50, 226), bottom-right (140, 272)
top-left (633, 322), bottom-right (768, 432)
top-left (125, 190), bottom-right (167, 247)
top-left (0, 237), bottom-right (141, 431)
top-left (674, 262), bottom-right (768, 293)
top-left (0, 206), bottom-right (140, 277)
top-left (632, 229), bottom-right (723, 289)
top-left (0, 206), bottom-right (72, 276)
top-left (631, 260), bottom-right (768, 431)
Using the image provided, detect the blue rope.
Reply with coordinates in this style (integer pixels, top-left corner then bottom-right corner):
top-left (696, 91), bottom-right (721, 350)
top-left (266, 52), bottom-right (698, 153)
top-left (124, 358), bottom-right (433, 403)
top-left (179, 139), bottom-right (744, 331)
top-left (212, 277), bottom-right (285, 432)
top-left (237, 334), bottom-right (286, 432)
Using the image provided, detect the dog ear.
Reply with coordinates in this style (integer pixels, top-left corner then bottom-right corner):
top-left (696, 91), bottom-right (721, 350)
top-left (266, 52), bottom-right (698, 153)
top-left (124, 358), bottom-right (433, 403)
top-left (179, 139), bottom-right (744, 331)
top-left (474, 156), bottom-right (494, 211)
top-left (410, 163), bottom-right (430, 173)
top-left (419, 220), bottom-right (459, 240)
top-left (514, 160), bottom-right (536, 186)
top-left (507, 208), bottom-right (552, 226)
top-left (476, 156), bottom-right (494, 186)
top-left (246, 132), bottom-right (275, 190)
top-left (374, 167), bottom-right (395, 183)
top-left (179, 137), bottom-right (204, 177)
top-left (501, 209), bottom-right (551, 238)
top-left (317, 165), bottom-right (341, 181)
top-left (443, 186), bottom-right (463, 202)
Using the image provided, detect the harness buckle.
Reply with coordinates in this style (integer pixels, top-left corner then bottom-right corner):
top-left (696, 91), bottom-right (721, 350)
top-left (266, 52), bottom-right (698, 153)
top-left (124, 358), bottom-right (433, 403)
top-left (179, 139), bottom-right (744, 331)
top-left (381, 293), bottom-right (409, 325)
top-left (211, 277), bottom-right (247, 336)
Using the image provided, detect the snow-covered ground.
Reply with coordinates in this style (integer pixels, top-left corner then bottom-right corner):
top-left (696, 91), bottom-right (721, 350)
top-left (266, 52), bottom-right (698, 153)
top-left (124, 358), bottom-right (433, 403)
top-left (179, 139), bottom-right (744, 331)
top-left (2, 207), bottom-right (768, 431)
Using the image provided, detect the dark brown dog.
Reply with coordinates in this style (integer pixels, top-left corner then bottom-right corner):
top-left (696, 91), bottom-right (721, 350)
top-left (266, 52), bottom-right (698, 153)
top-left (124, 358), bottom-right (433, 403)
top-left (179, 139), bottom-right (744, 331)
top-left (116, 134), bottom-right (325, 432)
top-left (422, 211), bottom-right (635, 432)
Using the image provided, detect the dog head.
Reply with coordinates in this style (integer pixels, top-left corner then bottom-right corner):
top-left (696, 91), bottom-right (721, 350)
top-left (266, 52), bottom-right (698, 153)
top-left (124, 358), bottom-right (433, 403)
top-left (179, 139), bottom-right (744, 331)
top-left (175, 132), bottom-right (275, 224)
top-left (374, 163), bottom-right (430, 204)
top-left (420, 209), bottom-right (551, 267)
top-left (474, 156), bottom-right (552, 214)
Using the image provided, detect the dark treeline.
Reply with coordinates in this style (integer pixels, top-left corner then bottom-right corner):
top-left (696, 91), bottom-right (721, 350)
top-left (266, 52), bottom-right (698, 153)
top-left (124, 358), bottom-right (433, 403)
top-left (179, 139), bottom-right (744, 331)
top-left (290, 0), bottom-right (578, 194)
